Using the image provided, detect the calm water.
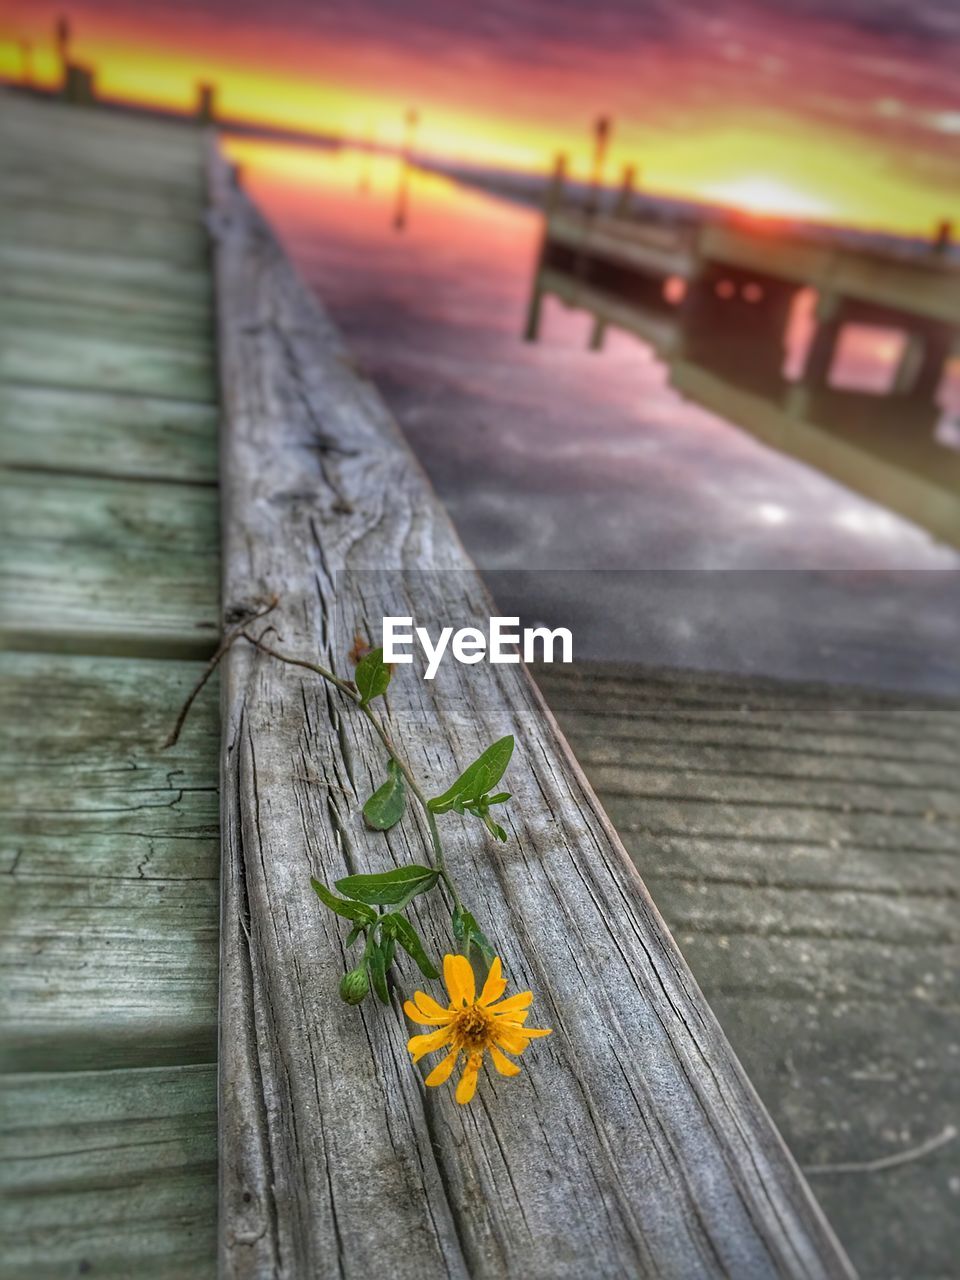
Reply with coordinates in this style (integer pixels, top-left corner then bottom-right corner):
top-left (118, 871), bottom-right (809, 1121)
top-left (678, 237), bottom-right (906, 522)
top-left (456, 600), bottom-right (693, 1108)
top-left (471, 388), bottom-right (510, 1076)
top-left (227, 140), bottom-right (960, 692)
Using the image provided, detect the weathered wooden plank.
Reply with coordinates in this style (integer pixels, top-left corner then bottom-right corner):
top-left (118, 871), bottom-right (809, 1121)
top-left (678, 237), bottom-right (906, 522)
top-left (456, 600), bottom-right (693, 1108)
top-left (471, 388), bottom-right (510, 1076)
top-left (677, 932), bottom-right (957, 1006)
top-left (644, 879), bottom-right (956, 944)
top-left (534, 667), bottom-right (960, 724)
top-left (551, 727), bottom-right (957, 789)
top-left (578, 760), bottom-right (959, 817)
top-left (620, 830), bottom-right (959, 896)
top-left (602, 793), bottom-right (957, 852)
top-left (0, 1064), bottom-right (216, 1280)
top-left (708, 996), bottom-right (959, 1280)
top-left (0, 201), bottom-right (210, 267)
top-left (0, 326), bottom-right (215, 400)
top-left (0, 102), bottom-right (206, 158)
top-left (211, 154), bottom-right (852, 1277)
top-left (538, 706), bottom-right (959, 766)
top-left (4, 293), bottom-right (214, 347)
top-left (0, 384), bottom-right (218, 483)
top-left (3, 170), bottom-right (208, 224)
top-left (533, 670), bottom-right (960, 741)
top-left (0, 653), bottom-right (219, 1071)
top-left (0, 473), bottom-right (220, 657)
top-left (542, 663), bottom-right (959, 1279)
top-left (0, 243), bottom-right (212, 316)
top-left (535, 686), bottom-right (960, 747)
top-left (0, 95), bottom-right (207, 183)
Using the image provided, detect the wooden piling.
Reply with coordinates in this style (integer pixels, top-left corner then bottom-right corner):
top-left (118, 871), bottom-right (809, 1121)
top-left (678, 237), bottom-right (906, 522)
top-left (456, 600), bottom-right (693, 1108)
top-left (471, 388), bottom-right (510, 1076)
top-left (196, 82), bottom-right (217, 124)
top-left (392, 106), bottom-right (418, 231)
top-left (613, 163), bottom-right (636, 218)
top-left (585, 114), bottom-right (611, 215)
top-left (524, 152), bottom-right (568, 342)
top-left (544, 150), bottom-right (567, 215)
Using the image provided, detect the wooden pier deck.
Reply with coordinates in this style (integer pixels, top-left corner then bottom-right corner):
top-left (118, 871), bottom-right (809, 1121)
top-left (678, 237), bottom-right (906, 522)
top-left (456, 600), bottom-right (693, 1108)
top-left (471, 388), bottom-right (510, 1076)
top-left (0, 93), bottom-right (220, 1275)
top-left (537, 663), bottom-right (960, 1280)
top-left (8, 88), bottom-right (946, 1279)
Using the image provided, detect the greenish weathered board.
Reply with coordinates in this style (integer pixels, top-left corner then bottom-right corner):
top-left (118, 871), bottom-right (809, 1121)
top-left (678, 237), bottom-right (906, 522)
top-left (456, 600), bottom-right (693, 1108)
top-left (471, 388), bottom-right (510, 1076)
top-left (0, 326), bottom-right (215, 401)
top-left (0, 89), bottom-right (222, 1278)
top-left (4, 294), bottom-right (214, 348)
top-left (0, 653), bottom-right (219, 1071)
top-left (3, 170), bottom-right (207, 223)
top-left (0, 244), bottom-right (213, 317)
top-left (536, 662), bottom-right (960, 1280)
top-left (0, 1065), bottom-right (216, 1280)
top-left (0, 105), bottom-right (206, 188)
top-left (0, 385), bottom-right (218, 483)
top-left (0, 201), bottom-right (210, 267)
top-left (0, 473), bottom-right (220, 656)
top-left (0, 109), bottom-right (206, 167)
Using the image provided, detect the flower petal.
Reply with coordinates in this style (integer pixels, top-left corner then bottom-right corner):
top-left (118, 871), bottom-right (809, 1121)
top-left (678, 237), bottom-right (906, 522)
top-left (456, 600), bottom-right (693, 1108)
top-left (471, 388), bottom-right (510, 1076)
top-left (489, 1045), bottom-right (521, 1077)
top-left (488, 992), bottom-right (533, 1018)
top-left (518, 1026), bottom-right (552, 1039)
top-left (493, 1026), bottom-right (530, 1056)
top-left (443, 953), bottom-right (475, 1007)
top-left (411, 991), bottom-right (454, 1023)
top-left (493, 1024), bottom-right (551, 1054)
top-left (425, 1049), bottom-right (460, 1087)
top-left (455, 1054), bottom-right (482, 1104)
top-left (498, 1010), bottom-right (531, 1027)
top-left (478, 957), bottom-right (507, 1006)
top-left (407, 993), bottom-right (442, 1024)
top-left (407, 1025), bottom-right (453, 1063)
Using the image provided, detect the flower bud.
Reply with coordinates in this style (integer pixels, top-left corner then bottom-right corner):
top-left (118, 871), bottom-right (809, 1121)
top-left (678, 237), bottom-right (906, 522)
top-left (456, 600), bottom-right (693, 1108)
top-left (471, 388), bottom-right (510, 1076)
top-left (339, 965), bottom-right (369, 1005)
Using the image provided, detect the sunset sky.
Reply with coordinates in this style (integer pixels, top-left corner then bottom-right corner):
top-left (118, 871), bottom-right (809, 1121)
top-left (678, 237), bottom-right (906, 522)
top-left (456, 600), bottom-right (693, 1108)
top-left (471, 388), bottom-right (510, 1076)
top-left (2, 0), bottom-right (958, 232)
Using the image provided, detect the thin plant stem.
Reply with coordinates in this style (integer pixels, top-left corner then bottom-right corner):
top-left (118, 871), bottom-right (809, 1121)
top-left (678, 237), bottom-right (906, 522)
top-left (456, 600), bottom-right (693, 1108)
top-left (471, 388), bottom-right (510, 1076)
top-left (161, 597), bottom-right (278, 749)
top-left (239, 630), bottom-right (464, 913)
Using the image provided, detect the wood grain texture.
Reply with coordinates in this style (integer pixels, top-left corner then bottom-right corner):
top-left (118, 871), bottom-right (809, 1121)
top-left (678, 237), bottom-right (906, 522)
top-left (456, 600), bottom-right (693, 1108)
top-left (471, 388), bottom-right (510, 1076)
top-left (0, 325), bottom-right (215, 400)
top-left (0, 384), bottom-right (218, 483)
top-left (0, 472), bottom-right (220, 656)
top-left (0, 653), bottom-right (220, 1071)
top-left (0, 200), bottom-right (210, 267)
top-left (538, 662), bottom-right (959, 1280)
top-left (0, 1064), bottom-right (216, 1279)
top-left (0, 94), bottom-right (206, 189)
top-left (0, 242), bottom-right (213, 317)
top-left (0, 93), bottom-right (221, 1276)
top-left (211, 152), bottom-right (854, 1278)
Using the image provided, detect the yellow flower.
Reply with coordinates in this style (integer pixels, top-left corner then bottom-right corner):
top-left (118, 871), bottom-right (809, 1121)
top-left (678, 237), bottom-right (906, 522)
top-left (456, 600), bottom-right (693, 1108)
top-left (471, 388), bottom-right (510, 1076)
top-left (404, 954), bottom-right (552, 1104)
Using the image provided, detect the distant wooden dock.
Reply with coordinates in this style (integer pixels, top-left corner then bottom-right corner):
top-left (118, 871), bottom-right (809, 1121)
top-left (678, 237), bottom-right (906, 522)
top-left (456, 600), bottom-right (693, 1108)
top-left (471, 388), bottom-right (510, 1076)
top-left (526, 192), bottom-right (960, 549)
top-left (4, 89), bottom-right (953, 1279)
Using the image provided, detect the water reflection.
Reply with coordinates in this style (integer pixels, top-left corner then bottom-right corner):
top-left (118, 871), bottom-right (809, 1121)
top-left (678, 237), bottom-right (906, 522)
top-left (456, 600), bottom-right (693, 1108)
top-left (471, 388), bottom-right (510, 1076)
top-left (224, 137), bottom-right (959, 690)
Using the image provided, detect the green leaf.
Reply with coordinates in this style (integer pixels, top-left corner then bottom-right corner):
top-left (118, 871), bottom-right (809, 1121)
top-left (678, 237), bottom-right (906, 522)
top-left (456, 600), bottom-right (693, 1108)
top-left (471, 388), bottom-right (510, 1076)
top-left (345, 923), bottom-right (364, 947)
top-left (428, 736), bottom-right (515, 814)
top-left (335, 864), bottom-right (438, 907)
top-left (367, 939), bottom-right (390, 1005)
top-left (362, 760), bottom-right (407, 831)
top-left (355, 647), bottom-right (391, 707)
top-left (487, 792), bottom-right (511, 806)
top-left (383, 913), bottom-right (440, 979)
top-left (311, 878), bottom-right (377, 925)
top-left (452, 905), bottom-right (496, 965)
